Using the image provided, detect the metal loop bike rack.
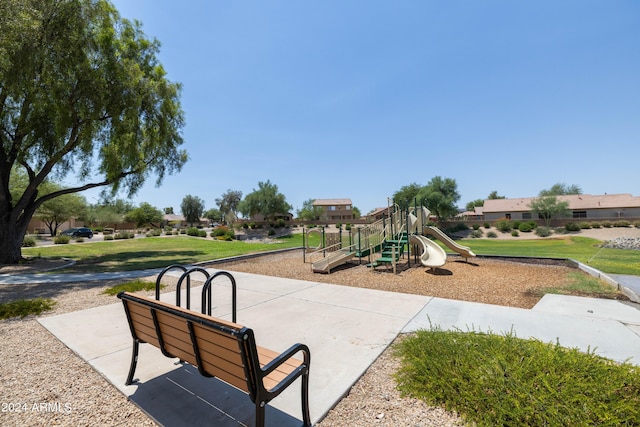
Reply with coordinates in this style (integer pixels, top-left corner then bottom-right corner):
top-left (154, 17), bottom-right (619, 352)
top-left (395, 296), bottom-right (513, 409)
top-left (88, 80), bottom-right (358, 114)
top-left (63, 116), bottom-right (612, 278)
top-left (202, 271), bottom-right (237, 322)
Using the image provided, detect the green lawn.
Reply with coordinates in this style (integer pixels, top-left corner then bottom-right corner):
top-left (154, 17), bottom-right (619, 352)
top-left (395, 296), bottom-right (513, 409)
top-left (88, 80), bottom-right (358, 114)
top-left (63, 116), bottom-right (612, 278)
top-left (456, 236), bottom-right (640, 275)
top-left (22, 234), bottom-right (309, 273)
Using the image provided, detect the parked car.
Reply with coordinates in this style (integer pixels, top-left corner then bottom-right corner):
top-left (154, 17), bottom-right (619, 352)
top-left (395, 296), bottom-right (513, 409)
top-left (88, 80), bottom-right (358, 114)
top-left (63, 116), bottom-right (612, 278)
top-left (60, 227), bottom-right (93, 238)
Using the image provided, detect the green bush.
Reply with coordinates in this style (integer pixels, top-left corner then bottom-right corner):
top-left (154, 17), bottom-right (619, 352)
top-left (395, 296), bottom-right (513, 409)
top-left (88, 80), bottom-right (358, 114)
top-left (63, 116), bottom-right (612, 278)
top-left (447, 223), bottom-right (469, 233)
top-left (470, 230), bottom-right (483, 238)
top-left (114, 231), bottom-right (134, 239)
top-left (526, 220), bottom-right (537, 229)
top-left (54, 235), bottom-right (70, 244)
top-left (511, 230), bottom-right (519, 237)
top-left (494, 219), bottom-right (511, 233)
top-left (395, 329), bottom-right (640, 427)
top-left (345, 223), bottom-right (352, 230)
top-left (487, 231), bottom-right (498, 238)
top-left (268, 229), bottom-right (276, 236)
top-left (103, 279), bottom-right (160, 296)
top-left (614, 220), bottom-right (630, 228)
top-left (483, 222), bottom-right (491, 229)
top-left (601, 220), bottom-right (613, 228)
top-left (211, 226), bottom-right (234, 240)
top-left (518, 222), bottom-right (532, 232)
top-left (22, 236), bottom-right (37, 247)
top-left (212, 226), bottom-right (229, 237)
top-left (103, 235), bottom-right (114, 241)
top-left (634, 221), bottom-right (640, 228)
top-left (511, 221), bottom-right (521, 230)
top-left (186, 227), bottom-right (200, 236)
top-left (146, 229), bottom-right (162, 237)
top-left (565, 222), bottom-right (581, 232)
top-left (535, 226), bottom-right (552, 237)
top-left (579, 222), bottom-right (592, 229)
top-left (590, 222), bottom-right (601, 228)
top-left (472, 224), bottom-right (480, 230)
top-left (242, 222), bottom-right (249, 229)
top-left (0, 298), bottom-right (56, 319)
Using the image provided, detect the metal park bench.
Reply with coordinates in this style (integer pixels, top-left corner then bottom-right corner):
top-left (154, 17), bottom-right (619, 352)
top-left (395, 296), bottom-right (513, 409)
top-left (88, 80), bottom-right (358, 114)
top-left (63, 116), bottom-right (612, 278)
top-left (118, 291), bottom-right (311, 427)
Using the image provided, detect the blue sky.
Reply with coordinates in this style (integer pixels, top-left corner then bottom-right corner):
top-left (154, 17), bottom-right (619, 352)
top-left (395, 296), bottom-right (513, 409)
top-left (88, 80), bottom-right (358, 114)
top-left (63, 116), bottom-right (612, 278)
top-left (95, 0), bottom-right (640, 215)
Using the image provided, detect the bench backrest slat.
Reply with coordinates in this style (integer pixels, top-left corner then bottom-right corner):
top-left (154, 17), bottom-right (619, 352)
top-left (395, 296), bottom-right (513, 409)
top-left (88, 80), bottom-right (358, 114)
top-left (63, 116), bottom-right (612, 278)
top-left (191, 324), bottom-right (250, 392)
top-left (122, 294), bottom-right (252, 394)
top-left (125, 303), bottom-right (160, 348)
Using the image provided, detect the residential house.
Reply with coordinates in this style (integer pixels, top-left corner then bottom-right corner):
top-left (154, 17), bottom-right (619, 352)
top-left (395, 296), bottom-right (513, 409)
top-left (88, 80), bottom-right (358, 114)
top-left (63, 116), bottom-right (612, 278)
top-left (366, 207), bottom-right (391, 221)
top-left (312, 199), bottom-right (355, 222)
top-left (482, 193), bottom-right (640, 222)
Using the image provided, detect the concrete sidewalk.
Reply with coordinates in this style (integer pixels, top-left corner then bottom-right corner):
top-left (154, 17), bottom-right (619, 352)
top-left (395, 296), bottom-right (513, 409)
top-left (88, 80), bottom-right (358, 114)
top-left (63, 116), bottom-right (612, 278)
top-left (37, 268), bottom-right (640, 426)
top-left (38, 270), bottom-right (431, 426)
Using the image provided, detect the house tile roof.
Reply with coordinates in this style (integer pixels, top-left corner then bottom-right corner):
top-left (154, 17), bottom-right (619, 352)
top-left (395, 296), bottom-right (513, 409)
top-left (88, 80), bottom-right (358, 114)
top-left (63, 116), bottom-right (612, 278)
top-left (483, 193), bottom-right (640, 213)
top-left (313, 198), bottom-right (352, 206)
top-left (367, 207), bottom-right (389, 216)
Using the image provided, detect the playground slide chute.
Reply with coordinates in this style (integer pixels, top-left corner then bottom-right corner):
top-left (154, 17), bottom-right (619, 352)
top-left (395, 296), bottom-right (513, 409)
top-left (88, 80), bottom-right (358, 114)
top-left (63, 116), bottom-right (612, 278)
top-left (423, 226), bottom-right (476, 259)
top-left (409, 235), bottom-right (446, 268)
top-left (312, 249), bottom-right (356, 273)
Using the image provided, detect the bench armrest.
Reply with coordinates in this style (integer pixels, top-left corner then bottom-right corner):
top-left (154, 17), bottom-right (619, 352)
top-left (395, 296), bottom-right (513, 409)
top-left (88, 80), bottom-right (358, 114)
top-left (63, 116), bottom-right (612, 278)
top-left (262, 343), bottom-right (310, 376)
top-left (260, 343), bottom-right (311, 397)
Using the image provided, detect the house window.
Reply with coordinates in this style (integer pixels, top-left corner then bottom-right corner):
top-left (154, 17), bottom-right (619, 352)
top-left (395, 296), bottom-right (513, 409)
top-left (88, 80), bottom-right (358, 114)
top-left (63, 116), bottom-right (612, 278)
top-left (522, 213), bottom-right (532, 220)
top-left (329, 206), bottom-right (336, 211)
top-left (505, 214), bottom-right (511, 220)
top-left (572, 211), bottom-right (587, 219)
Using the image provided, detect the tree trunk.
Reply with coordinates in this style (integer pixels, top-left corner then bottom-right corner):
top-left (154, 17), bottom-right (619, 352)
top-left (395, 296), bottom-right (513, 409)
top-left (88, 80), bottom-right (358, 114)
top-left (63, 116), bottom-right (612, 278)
top-left (0, 205), bottom-right (31, 264)
top-left (0, 214), bottom-right (29, 264)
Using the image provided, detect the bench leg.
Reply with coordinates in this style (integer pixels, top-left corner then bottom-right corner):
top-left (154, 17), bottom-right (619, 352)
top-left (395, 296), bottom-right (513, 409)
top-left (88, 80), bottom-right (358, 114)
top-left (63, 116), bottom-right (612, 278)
top-left (125, 339), bottom-right (139, 385)
top-left (255, 401), bottom-right (265, 427)
top-left (301, 370), bottom-right (311, 427)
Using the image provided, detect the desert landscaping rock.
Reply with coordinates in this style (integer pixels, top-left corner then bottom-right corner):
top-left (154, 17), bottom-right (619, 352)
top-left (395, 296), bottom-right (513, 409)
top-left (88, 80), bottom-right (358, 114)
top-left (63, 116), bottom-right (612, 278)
top-left (602, 237), bottom-right (640, 251)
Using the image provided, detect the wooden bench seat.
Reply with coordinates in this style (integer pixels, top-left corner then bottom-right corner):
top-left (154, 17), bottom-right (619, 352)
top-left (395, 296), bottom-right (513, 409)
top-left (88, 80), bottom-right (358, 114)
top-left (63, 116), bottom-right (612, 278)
top-left (118, 292), bottom-right (311, 427)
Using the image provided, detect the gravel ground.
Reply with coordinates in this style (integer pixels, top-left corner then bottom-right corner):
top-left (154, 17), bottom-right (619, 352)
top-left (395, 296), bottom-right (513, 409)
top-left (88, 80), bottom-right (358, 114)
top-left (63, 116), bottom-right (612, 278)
top-left (1, 227), bottom-right (636, 426)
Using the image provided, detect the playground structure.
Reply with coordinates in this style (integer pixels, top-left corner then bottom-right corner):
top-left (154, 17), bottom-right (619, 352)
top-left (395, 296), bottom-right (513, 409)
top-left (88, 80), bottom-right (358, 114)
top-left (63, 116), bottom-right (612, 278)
top-left (305, 202), bottom-right (475, 274)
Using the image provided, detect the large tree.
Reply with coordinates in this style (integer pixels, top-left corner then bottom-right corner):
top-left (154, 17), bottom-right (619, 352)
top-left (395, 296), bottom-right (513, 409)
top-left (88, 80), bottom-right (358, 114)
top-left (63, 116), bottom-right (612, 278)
top-left (392, 183), bottom-right (422, 207)
top-left (238, 180), bottom-right (292, 220)
top-left (539, 183), bottom-right (582, 196)
top-left (181, 195), bottom-right (204, 226)
top-left (529, 196), bottom-right (570, 228)
top-left (126, 202), bottom-right (163, 228)
top-left (215, 189), bottom-right (242, 224)
top-left (0, 0), bottom-right (187, 263)
top-left (296, 199), bottom-right (323, 221)
top-left (417, 176), bottom-right (460, 220)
